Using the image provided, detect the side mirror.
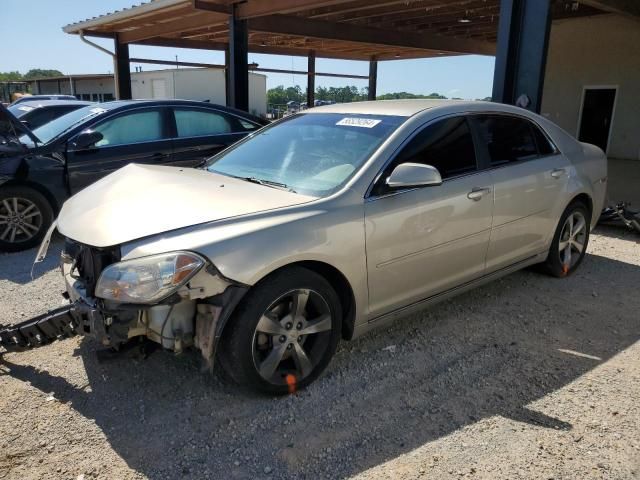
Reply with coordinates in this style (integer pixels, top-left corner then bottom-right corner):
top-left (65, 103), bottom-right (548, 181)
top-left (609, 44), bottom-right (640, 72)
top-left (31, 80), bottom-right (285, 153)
top-left (386, 162), bottom-right (443, 188)
top-left (73, 130), bottom-right (103, 149)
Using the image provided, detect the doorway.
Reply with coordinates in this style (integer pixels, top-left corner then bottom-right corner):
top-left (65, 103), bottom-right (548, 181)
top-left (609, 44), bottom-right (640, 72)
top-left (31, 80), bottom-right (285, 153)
top-left (578, 87), bottom-right (617, 153)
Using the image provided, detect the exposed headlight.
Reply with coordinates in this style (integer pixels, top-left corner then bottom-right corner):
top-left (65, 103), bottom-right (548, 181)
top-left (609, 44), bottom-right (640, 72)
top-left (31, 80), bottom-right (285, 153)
top-left (95, 252), bottom-right (205, 304)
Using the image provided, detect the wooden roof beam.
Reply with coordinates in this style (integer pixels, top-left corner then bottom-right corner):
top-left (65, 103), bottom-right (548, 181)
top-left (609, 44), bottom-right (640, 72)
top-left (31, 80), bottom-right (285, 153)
top-left (234, 0), bottom-right (354, 20)
top-left (248, 14), bottom-right (496, 54)
top-left (119, 11), bottom-right (228, 43)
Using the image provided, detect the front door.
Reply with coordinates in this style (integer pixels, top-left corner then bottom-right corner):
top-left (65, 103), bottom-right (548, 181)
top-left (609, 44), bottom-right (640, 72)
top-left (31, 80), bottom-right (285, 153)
top-left (66, 107), bottom-right (172, 194)
top-left (578, 88), bottom-right (616, 153)
top-left (365, 116), bottom-right (494, 316)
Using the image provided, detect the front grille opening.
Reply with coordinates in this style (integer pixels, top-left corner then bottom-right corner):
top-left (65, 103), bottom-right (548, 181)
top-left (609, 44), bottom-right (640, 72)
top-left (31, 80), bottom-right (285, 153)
top-left (64, 239), bottom-right (121, 296)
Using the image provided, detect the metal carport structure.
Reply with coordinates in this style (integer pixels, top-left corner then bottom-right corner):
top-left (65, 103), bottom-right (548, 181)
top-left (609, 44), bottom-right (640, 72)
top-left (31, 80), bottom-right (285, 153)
top-left (62, 0), bottom-right (638, 113)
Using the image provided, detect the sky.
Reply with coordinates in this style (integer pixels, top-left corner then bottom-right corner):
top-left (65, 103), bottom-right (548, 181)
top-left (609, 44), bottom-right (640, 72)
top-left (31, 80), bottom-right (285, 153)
top-left (0, 0), bottom-right (496, 100)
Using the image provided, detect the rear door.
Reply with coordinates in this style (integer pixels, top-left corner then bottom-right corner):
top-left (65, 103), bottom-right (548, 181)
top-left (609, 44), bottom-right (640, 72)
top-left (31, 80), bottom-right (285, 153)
top-left (470, 114), bottom-right (570, 271)
top-left (365, 116), bottom-right (494, 316)
top-left (169, 107), bottom-right (258, 168)
top-left (66, 107), bottom-right (173, 194)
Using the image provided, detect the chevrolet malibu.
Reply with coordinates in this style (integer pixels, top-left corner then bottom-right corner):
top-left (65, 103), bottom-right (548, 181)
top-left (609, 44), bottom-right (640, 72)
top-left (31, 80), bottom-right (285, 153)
top-left (0, 100), bottom-right (607, 395)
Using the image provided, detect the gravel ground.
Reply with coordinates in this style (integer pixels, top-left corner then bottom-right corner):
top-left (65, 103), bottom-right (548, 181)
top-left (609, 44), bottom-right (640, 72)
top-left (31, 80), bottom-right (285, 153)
top-left (1, 226), bottom-right (639, 480)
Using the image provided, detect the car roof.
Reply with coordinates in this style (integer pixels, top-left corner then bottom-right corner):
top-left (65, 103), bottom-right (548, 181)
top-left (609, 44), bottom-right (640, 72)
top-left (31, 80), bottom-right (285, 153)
top-left (306, 99), bottom-right (529, 118)
top-left (13, 100), bottom-right (94, 109)
top-left (98, 99), bottom-right (268, 124)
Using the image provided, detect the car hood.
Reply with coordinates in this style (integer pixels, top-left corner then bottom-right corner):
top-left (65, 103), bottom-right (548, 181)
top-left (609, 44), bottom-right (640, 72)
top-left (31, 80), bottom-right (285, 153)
top-left (57, 163), bottom-right (316, 248)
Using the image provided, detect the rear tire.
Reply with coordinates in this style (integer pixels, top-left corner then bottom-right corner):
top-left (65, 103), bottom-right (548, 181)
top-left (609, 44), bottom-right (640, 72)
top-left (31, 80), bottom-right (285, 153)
top-left (0, 186), bottom-right (53, 252)
top-left (543, 201), bottom-right (590, 277)
top-left (217, 266), bottom-right (342, 395)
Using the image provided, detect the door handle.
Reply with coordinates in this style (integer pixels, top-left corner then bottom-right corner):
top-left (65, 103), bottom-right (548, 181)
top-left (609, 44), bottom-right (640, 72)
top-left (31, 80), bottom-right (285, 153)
top-left (467, 187), bottom-right (492, 201)
top-left (551, 168), bottom-right (566, 179)
top-left (151, 152), bottom-right (168, 159)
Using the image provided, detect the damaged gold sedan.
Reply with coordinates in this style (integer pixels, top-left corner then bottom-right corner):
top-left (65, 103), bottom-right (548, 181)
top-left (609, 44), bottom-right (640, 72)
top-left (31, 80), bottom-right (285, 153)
top-left (1, 100), bottom-right (607, 394)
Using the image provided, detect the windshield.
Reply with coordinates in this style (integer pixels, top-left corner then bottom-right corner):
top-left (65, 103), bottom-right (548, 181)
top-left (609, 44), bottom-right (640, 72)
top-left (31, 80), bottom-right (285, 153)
top-left (19, 105), bottom-right (108, 145)
top-left (207, 112), bottom-right (404, 197)
top-left (8, 104), bottom-right (35, 119)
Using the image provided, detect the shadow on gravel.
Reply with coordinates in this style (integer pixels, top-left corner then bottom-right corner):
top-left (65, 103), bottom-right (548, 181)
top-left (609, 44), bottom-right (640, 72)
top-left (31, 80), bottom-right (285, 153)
top-left (0, 240), bottom-right (63, 284)
top-left (593, 224), bottom-right (640, 244)
top-left (2, 253), bottom-right (640, 479)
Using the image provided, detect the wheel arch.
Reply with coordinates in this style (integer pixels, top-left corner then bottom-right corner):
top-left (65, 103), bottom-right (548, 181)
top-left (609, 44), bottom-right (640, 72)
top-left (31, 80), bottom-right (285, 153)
top-left (0, 179), bottom-right (60, 214)
top-left (219, 260), bottom-right (357, 342)
top-left (568, 192), bottom-right (593, 224)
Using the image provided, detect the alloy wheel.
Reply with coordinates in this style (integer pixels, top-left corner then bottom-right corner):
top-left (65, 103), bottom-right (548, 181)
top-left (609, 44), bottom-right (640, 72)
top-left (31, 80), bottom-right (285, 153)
top-left (558, 211), bottom-right (587, 272)
top-left (0, 197), bottom-right (43, 244)
top-left (252, 289), bottom-right (333, 386)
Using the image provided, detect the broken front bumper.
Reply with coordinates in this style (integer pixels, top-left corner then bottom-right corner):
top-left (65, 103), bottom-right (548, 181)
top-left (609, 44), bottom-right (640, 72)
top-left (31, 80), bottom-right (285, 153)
top-left (0, 304), bottom-right (81, 352)
top-left (0, 260), bottom-right (109, 353)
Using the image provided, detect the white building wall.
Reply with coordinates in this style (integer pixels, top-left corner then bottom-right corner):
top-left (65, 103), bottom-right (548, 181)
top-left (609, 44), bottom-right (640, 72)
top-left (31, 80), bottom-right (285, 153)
top-left (33, 68), bottom-right (267, 117)
top-left (542, 14), bottom-right (640, 160)
top-left (130, 68), bottom-right (267, 116)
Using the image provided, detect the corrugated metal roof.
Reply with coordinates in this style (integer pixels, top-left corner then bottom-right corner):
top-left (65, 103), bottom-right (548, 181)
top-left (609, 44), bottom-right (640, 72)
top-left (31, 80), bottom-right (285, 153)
top-left (63, 0), bottom-right (185, 33)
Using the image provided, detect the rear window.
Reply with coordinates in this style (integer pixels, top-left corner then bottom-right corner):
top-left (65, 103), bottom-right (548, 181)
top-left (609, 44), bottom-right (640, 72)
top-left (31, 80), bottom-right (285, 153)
top-left (474, 115), bottom-right (539, 165)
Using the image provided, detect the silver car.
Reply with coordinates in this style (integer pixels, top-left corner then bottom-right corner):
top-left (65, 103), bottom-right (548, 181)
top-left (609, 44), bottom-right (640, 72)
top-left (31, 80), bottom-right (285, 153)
top-left (3, 100), bottom-right (607, 394)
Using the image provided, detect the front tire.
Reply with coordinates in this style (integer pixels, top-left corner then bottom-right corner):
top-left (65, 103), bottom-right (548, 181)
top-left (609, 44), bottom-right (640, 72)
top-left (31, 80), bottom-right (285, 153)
top-left (217, 266), bottom-right (342, 395)
top-left (0, 186), bottom-right (53, 252)
top-left (543, 201), bottom-right (590, 277)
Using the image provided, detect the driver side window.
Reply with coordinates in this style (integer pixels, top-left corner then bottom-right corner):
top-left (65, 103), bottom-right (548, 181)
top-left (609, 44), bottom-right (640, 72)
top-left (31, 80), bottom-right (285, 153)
top-left (93, 110), bottom-right (164, 147)
top-left (373, 116), bottom-right (478, 196)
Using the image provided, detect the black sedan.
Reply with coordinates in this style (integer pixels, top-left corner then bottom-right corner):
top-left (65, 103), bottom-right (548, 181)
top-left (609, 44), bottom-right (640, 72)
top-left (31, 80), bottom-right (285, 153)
top-left (8, 100), bottom-right (94, 130)
top-left (0, 99), bottom-right (268, 251)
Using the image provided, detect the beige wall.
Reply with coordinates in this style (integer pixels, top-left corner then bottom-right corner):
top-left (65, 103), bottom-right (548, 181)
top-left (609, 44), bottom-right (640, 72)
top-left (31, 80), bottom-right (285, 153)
top-left (130, 68), bottom-right (267, 116)
top-left (542, 14), bottom-right (640, 160)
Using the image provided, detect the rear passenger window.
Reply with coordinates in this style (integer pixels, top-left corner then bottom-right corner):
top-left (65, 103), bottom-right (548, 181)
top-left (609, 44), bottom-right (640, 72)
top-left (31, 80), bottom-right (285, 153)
top-left (532, 124), bottom-right (555, 156)
top-left (474, 115), bottom-right (538, 165)
top-left (394, 116), bottom-right (477, 180)
top-left (174, 109), bottom-right (233, 137)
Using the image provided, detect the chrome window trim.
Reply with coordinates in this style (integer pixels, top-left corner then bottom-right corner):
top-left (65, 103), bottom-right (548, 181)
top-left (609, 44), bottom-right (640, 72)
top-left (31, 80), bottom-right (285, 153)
top-left (467, 111), bottom-right (561, 160)
top-left (365, 109), bottom-right (561, 202)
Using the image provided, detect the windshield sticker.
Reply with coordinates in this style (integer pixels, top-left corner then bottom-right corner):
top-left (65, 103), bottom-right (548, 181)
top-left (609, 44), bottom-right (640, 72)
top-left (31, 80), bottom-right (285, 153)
top-left (336, 117), bottom-right (382, 128)
top-left (90, 107), bottom-right (108, 114)
top-left (18, 106), bottom-right (34, 112)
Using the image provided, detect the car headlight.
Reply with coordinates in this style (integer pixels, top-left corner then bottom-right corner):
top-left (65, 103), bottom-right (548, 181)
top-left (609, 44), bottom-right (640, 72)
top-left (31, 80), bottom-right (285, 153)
top-left (95, 251), bottom-right (205, 304)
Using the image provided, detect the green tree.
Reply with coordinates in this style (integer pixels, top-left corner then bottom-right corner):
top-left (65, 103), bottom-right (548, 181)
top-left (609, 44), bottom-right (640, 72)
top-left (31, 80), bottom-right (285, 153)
top-left (0, 71), bottom-right (24, 81)
top-left (23, 69), bottom-right (63, 79)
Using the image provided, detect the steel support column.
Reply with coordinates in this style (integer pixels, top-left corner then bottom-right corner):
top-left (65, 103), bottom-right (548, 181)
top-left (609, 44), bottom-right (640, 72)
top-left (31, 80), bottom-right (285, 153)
top-left (368, 56), bottom-right (377, 101)
top-left (228, 3), bottom-right (249, 111)
top-left (492, 0), bottom-right (552, 113)
top-left (307, 50), bottom-right (316, 107)
top-left (224, 47), bottom-right (231, 107)
top-left (114, 34), bottom-right (132, 100)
